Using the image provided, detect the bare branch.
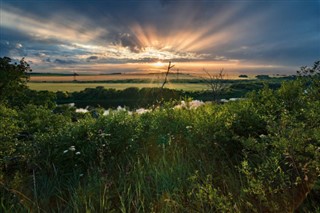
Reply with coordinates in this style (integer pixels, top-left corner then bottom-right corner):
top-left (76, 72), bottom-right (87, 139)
top-left (161, 61), bottom-right (175, 89)
top-left (201, 68), bottom-right (226, 102)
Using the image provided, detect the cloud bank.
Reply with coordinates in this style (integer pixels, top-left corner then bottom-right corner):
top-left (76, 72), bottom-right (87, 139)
top-left (0, 0), bottom-right (319, 74)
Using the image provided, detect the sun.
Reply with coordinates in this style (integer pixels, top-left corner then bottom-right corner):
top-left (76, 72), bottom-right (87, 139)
top-left (153, 61), bottom-right (164, 67)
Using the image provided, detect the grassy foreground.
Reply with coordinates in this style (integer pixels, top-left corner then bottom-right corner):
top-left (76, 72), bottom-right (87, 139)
top-left (1, 77), bottom-right (320, 212)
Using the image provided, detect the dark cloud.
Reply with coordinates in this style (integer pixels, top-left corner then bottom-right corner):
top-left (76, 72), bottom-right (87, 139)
top-left (86, 56), bottom-right (99, 62)
top-left (117, 33), bottom-right (143, 53)
top-left (54, 59), bottom-right (77, 64)
top-left (0, 40), bottom-right (26, 57)
top-left (42, 58), bottom-right (52, 63)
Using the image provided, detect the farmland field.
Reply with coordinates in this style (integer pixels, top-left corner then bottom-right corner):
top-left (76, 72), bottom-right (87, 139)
top-left (28, 73), bottom-right (208, 91)
top-left (27, 73), bottom-right (255, 91)
top-left (29, 73), bottom-right (197, 81)
top-left (28, 82), bottom-right (209, 92)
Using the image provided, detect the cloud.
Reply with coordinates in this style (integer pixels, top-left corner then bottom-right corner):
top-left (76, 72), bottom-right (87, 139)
top-left (0, 4), bottom-right (108, 45)
top-left (42, 58), bottom-right (51, 63)
top-left (86, 56), bottom-right (98, 62)
top-left (1, 0), bottom-right (319, 73)
top-left (54, 59), bottom-right (77, 64)
top-left (116, 33), bottom-right (143, 53)
top-left (0, 41), bottom-right (26, 57)
top-left (15, 43), bottom-right (23, 48)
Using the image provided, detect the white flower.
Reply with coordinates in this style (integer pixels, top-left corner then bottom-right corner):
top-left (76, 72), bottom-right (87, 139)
top-left (63, 150), bottom-right (68, 154)
top-left (69, 146), bottom-right (76, 151)
top-left (76, 108), bottom-right (89, 113)
top-left (259, 134), bottom-right (267, 139)
top-left (79, 174), bottom-right (84, 177)
top-left (136, 108), bottom-right (150, 114)
top-left (174, 100), bottom-right (204, 109)
top-left (75, 152), bottom-right (81, 155)
top-left (117, 106), bottom-right (126, 111)
top-left (189, 100), bottom-right (204, 109)
top-left (186, 126), bottom-right (192, 129)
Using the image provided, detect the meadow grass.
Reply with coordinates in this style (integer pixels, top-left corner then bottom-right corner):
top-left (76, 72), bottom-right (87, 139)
top-left (2, 76), bottom-right (319, 212)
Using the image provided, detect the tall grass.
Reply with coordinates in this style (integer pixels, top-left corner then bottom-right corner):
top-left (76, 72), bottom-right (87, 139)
top-left (1, 78), bottom-right (319, 212)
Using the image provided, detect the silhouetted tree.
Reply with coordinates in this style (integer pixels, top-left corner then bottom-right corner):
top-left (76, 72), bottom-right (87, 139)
top-left (297, 60), bottom-right (320, 100)
top-left (0, 57), bottom-right (31, 103)
top-left (202, 68), bottom-right (226, 102)
top-left (73, 72), bottom-right (79, 81)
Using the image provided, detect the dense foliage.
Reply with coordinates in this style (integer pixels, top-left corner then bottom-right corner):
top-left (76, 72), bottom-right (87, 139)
top-left (0, 57), bottom-right (31, 104)
top-left (0, 57), bottom-right (57, 109)
top-left (0, 60), bottom-right (319, 212)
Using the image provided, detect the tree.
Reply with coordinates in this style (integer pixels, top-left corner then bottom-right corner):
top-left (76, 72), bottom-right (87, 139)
top-left (297, 60), bottom-right (320, 100)
top-left (255, 74), bottom-right (270, 80)
top-left (0, 57), bottom-right (32, 103)
top-left (297, 60), bottom-right (320, 76)
top-left (73, 72), bottom-right (79, 81)
top-left (239, 74), bottom-right (248, 78)
top-left (202, 68), bottom-right (226, 102)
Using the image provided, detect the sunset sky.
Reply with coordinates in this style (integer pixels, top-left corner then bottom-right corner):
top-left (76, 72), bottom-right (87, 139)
top-left (0, 0), bottom-right (319, 75)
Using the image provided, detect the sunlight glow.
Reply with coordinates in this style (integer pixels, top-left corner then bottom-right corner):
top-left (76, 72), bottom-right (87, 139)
top-left (153, 61), bottom-right (165, 67)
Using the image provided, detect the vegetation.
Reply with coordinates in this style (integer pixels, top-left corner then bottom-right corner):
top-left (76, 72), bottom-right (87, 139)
top-left (1, 57), bottom-right (319, 212)
top-left (0, 57), bottom-right (31, 105)
top-left (255, 75), bottom-right (271, 80)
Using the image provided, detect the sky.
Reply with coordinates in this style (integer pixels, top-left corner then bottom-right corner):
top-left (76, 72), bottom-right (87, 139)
top-left (0, 0), bottom-right (319, 75)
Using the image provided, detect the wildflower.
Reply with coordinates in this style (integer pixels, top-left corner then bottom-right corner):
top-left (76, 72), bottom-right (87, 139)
top-left (75, 152), bottom-right (81, 155)
top-left (174, 100), bottom-right (186, 109)
top-left (259, 134), bottom-right (267, 139)
top-left (79, 174), bottom-right (84, 177)
top-left (189, 100), bottom-right (204, 109)
top-left (63, 150), bottom-right (68, 154)
top-left (186, 126), bottom-right (192, 129)
top-left (76, 108), bottom-right (89, 113)
top-left (69, 146), bottom-right (76, 151)
top-left (117, 106), bottom-right (126, 111)
top-left (136, 108), bottom-right (150, 114)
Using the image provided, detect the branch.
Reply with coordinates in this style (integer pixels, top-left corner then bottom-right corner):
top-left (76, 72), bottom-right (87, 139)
top-left (161, 61), bottom-right (175, 89)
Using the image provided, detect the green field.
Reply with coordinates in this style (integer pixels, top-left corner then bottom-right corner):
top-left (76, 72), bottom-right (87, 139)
top-left (28, 82), bottom-right (209, 92)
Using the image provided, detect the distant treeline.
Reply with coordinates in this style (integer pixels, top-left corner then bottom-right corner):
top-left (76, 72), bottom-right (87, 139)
top-left (28, 72), bottom-right (123, 76)
top-left (56, 79), bottom-right (288, 109)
